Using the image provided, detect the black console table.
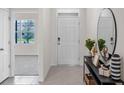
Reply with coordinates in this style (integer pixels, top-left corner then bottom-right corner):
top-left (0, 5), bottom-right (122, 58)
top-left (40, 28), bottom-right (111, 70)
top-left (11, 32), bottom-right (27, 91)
top-left (83, 56), bottom-right (124, 85)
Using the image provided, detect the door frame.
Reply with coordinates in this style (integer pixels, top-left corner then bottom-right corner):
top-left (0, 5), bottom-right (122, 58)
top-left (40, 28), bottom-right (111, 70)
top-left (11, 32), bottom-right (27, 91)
top-left (56, 9), bottom-right (81, 65)
top-left (10, 10), bottom-right (16, 77)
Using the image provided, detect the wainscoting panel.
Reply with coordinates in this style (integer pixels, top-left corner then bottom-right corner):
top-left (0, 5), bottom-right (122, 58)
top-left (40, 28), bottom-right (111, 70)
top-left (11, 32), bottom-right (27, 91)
top-left (15, 55), bottom-right (38, 76)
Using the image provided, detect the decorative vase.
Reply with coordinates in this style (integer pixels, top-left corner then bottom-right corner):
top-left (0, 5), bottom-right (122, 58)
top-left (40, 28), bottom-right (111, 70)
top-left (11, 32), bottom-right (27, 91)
top-left (110, 54), bottom-right (121, 80)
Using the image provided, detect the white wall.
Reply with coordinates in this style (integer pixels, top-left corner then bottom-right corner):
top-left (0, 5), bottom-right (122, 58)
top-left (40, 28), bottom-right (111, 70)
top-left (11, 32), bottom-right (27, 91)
top-left (43, 8), bottom-right (52, 80)
top-left (38, 8), bottom-right (52, 81)
top-left (49, 9), bottom-right (57, 66)
top-left (85, 8), bottom-right (124, 81)
top-left (86, 8), bottom-right (101, 40)
top-left (79, 9), bottom-right (87, 62)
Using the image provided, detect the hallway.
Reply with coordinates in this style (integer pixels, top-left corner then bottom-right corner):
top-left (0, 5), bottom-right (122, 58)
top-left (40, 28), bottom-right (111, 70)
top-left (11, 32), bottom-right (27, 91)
top-left (1, 65), bottom-right (83, 85)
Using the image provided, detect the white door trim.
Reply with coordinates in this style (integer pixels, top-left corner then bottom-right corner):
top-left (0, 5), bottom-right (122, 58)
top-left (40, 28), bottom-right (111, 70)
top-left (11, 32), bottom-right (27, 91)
top-left (10, 10), bottom-right (15, 77)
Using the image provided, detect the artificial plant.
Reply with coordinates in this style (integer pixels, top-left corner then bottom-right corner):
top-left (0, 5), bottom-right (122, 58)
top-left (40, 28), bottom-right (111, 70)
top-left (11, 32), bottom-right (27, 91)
top-left (85, 38), bottom-right (95, 51)
top-left (98, 39), bottom-right (106, 51)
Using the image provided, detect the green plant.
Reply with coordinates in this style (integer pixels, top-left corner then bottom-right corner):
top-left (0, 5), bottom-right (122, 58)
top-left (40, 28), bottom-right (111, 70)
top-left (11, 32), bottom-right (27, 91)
top-left (22, 32), bottom-right (34, 43)
top-left (98, 39), bottom-right (106, 51)
top-left (85, 38), bottom-right (95, 51)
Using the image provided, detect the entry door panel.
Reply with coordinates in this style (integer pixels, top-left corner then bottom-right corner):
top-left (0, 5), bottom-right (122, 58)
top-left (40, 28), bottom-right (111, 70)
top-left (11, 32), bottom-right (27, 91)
top-left (58, 16), bottom-right (79, 65)
top-left (0, 9), bottom-right (9, 83)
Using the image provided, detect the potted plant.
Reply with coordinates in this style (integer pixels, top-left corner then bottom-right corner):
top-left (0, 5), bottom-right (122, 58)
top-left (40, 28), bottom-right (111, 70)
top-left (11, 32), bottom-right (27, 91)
top-left (98, 39), bottom-right (106, 51)
top-left (85, 38), bottom-right (95, 55)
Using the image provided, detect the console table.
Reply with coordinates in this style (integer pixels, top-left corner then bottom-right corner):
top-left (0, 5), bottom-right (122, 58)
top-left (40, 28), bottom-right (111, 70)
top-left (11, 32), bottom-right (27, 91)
top-left (83, 56), bottom-right (124, 85)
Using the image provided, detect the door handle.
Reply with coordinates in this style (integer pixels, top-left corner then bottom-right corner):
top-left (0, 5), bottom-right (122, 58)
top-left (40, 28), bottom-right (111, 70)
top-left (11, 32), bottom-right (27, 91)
top-left (57, 37), bottom-right (61, 45)
top-left (0, 48), bottom-right (4, 51)
top-left (58, 37), bottom-right (60, 41)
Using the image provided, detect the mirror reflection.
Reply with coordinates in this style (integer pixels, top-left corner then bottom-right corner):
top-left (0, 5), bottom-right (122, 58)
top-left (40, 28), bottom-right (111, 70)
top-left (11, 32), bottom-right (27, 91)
top-left (97, 8), bottom-right (117, 62)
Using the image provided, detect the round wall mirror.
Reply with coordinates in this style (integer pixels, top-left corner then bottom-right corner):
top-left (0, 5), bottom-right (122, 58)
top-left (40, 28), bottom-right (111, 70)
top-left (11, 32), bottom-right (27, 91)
top-left (97, 8), bottom-right (117, 64)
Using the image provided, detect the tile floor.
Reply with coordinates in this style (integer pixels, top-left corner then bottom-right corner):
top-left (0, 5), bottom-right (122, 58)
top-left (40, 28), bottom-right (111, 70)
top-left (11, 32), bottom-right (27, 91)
top-left (1, 65), bottom-right (83, 85)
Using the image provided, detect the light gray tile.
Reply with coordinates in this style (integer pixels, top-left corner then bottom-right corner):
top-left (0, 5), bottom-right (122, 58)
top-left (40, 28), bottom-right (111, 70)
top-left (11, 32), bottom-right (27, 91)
top-left (1, 65), bottom-right (83, 85)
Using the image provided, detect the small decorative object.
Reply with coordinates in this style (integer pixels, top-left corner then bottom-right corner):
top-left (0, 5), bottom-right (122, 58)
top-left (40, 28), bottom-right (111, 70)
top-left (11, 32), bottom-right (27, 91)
top-left (98, 39), bottom-right (106, 51)
top-left (102, 47), bottom-right (109, 61)
top-left (99, 67), bottom-right (104, 76)
top-left (93, 54), bottom-right (99, 67)
top-left (110, 54), bottom-right (121, 80)
top-left (99, 65), bottom-right (111, 77)
top-left (104, 69), bottom-right (111, 77)
top-left (85, 38), bottom-right (95, 56)
top-left (91, 43), bottom-right (97, 57)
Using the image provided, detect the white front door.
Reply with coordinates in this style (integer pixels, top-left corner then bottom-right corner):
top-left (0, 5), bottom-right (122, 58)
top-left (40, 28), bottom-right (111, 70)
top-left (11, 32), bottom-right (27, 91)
top-left (0, 9), bottom-right (10, 83)
top-left (57, 13), bottom-right (80, 65)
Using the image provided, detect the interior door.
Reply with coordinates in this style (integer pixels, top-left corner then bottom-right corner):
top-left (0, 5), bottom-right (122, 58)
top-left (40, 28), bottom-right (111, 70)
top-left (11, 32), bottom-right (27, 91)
top-left (57, 13), bottom-right (80, 65)
top-left (0, 9), bottom-right (10, 83)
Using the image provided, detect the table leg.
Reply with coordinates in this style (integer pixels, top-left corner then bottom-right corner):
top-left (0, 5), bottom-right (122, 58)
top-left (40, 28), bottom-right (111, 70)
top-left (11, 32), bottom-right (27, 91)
top-left (83, 58), bottom-right (85, 83)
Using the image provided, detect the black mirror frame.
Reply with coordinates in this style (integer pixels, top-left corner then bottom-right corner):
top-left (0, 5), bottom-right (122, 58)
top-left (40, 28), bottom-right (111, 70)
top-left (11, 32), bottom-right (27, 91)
top-left (97, 8), bottom-right (117, 63)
